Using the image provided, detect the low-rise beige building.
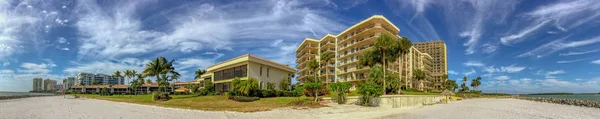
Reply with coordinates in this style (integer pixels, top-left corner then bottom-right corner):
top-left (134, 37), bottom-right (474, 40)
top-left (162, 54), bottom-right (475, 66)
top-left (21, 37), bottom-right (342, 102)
top-left (200, 54), bottom-right (295, 92)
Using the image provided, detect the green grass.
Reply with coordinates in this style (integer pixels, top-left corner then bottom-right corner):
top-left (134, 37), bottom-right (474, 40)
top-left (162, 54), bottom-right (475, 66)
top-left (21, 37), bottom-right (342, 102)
top-left (401, 90), bottom-right (441, 95)
top-left (71, 94), bottom-right (323, 112)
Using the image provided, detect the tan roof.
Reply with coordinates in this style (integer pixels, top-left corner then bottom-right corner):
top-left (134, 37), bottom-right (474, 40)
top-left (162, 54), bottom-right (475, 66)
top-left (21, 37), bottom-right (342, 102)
top-left (206, 54), bottom-right (295, 72)
top-left (172, 81), bottom-right (199, 85)
top-left (175, 87), bottom-right (189, 92)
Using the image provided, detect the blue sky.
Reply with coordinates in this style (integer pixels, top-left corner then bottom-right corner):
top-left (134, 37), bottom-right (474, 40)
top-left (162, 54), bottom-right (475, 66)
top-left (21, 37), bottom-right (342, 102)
top-left (0, 0), bottom-right (599, 93)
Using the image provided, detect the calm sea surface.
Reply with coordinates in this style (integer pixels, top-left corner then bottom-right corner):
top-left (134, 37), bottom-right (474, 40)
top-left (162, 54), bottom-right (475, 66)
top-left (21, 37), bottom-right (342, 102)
top-left (0, 92), bottom-right (54, 96)
top-left (524, 94), bottom-right (600, 102)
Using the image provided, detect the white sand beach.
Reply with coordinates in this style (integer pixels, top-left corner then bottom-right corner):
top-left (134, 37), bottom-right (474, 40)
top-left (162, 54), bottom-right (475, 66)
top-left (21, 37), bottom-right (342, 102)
top-left (1, 96), bottom-right (599, 119)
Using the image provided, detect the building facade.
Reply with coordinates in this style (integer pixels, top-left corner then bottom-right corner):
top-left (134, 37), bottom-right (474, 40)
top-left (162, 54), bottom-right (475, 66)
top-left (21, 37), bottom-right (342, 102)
top-left (295, 15), bottom-right (446, 91)
top-left (414, 40), bottom-right (448, 91)
top-left (199, 54), bottom-right (295, 92)
top-left (75, 73), bottom-right (124, 86)
top-left (63, 77), bottom-right (75, 91)
top-left (43, 79), bottom-right (57, 91)
top-left (32, 78), bottom-right (43, 91)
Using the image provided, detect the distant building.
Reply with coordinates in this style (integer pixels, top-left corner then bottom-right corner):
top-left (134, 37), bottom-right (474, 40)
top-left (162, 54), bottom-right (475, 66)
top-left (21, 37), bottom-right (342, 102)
top-left (43, 79), bottom-right (57, 91)
top-left (63, 77), bottom-right (75, 91)
top-left (54, 84), bottom-right (63, 92)
top-left (75, 72), bottom-right (124, 86)
top-left (32, 78), bottom-right (43, 91)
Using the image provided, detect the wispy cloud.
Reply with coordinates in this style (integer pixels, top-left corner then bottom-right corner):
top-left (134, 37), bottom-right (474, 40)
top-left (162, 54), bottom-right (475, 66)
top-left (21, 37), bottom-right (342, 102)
top-left (448, 70), bottom-right (459, 75)
top-left (591, 60), bottom-right (600, 64)
top-left (500, 20), bottom-right (550, 45)
top-left (463, 69), bottom-right (476, 76)
top-left (495, 75), bottom-right (510, 81)
top-left (556, 58), bottom-right (591, 64)
top-left (559, 49), bottom-right (600, 56)
top-left (74, 0), bottom-right (346, 59)
top-left (463, 61), bottom-right (485, 67)
top-left (536, 70), bottom-right (566, 79)
top-left (483, 65), bottom-right (526, 73)
top-left (518, 36), bottom-right (600, 58)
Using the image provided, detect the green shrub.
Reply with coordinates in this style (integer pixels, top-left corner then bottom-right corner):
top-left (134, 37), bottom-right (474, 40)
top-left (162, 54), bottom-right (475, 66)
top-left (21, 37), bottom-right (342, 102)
top-left (228, 90), bottom-right (241, 96)
top-left (358, 81), bottom-right (383, 106)
top-left (152, 91), bottom-right (170, 101)
top-left (261, 90), bottom-right (276, 97)
top-left (329, 82), bottom-right (352, 104)
top-left (276, 90), bottom-right (285, 97)
top-left (228, 96), bottom-right (260, 102)
top-left (213, 92), bottom-right (221, 96)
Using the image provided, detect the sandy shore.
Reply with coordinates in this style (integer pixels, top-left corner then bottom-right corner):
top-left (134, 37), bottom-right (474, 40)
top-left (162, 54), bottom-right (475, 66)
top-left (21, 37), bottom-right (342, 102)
top-left (1, 96), bottom-right (599, 119)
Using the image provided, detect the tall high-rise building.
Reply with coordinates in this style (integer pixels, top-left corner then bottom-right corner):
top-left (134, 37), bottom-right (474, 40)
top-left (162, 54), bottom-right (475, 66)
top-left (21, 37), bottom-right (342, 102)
top-left (63, 77), bottom-right (75, 91)
top-left (32, 78), bottom-right (43, 91)
top-left (295, 15), bottom-right (445, 91)
top-left (75, 72), bottom-right (124, 86)
top-left (414, 40), bottom-right (448, 90)
top-left (43, 79), bottom-right (57, 91)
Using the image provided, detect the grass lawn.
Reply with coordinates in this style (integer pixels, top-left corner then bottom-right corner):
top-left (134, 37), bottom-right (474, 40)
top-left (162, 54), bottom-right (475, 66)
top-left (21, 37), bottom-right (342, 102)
top-left (72, 94), bottom-right (322, 112)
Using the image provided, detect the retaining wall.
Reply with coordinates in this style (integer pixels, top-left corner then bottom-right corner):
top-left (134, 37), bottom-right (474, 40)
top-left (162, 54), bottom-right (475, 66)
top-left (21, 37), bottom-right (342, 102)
top-left (325, 95), bottom-right (445, 108)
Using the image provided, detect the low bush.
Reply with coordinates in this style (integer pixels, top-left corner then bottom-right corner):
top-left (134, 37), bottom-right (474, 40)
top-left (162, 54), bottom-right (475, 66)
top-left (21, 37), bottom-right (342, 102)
top-left (152, 91), bottom-right (171, 101)
top-left (261, 90), bottom-right (276, 97)
top-left (228, 96), bottom-right (260, 102)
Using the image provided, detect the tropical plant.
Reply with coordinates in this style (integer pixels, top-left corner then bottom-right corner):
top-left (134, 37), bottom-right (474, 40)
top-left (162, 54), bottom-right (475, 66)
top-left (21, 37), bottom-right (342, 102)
top-left (460, 83), bottom-right (470, 92)
top-left (471, 76), bottom-right (482, 91)
top-left (279, 78), bottom-right (290, 91)
top-left (441, 74), bottom-right (449, 90)
top-left (143, 57), bottom-right (181, 94)
top-left (329, 82), bottom-right (352, 104)
top-left (194, 69), bottom-right (207, 80)
top-left (266, 82), bottom-right (275, 90)
top-left (307, 59), bottom-right (320, 81)
top-left (113, 70), bottom-right (122, 85)
top-left (397, 37), bottom-right (412, 93)
top-left (444, 79), bottom-right (458, 91)
top-left (413, 69), bottom-right (426, 90)
top-left (357, 81), bottom-right (383, 106)
top-left (373, 34), bottom-right (400, 95)
top-left (130, 75), bottom-right (142, 96)
top-left (319, 52), bottom-right (334, 83)
top-left (146, 79), bottom-right (151, 84)
top-left (386, 72), bottom-right (402, 93)
top-left (304, 82), bottom-right (324, 102)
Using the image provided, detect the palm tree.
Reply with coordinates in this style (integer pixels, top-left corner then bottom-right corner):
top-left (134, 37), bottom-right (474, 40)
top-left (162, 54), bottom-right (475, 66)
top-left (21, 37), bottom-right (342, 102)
top-left (114, 70), bottom-right (122, 85)
top-left (471, 76), bottom-right (482, 91)
top-left (461, 76), bottom-right (468, 92)
top-left (373, 34), bottom-right (398, 95)
top-left (397, 37), bottom-right (412, 92)
top-left (194, 69), bottom-right (207, 80)
top-left (143, 57), bottom-right (181, 93)
top-left (413, 69), bottom-right (426, 90)
top-left (441, 74), bottom-right (449, 90)
top-left (307, 59), bottom-right (320, 83)
top-left (319, 52), bottom-right (334, 83)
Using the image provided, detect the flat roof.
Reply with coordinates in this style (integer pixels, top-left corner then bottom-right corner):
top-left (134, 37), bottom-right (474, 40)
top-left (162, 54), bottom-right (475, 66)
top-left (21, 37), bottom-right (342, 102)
top-left (206, 54), bottom-right (295, 72)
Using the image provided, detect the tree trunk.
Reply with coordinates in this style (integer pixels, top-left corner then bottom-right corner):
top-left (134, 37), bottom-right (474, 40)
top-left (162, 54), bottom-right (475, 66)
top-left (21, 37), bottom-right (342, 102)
top-left (314, 90), bottom-right (318, 102)
top-left (382, 51), bottom-right (386, 95)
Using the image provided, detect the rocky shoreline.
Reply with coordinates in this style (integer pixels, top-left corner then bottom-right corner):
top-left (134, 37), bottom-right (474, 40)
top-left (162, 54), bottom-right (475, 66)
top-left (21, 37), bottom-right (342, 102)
top-left (0, 95), bottom-right (55, 100)
top-left (515, 96), bottom-right (600, 108)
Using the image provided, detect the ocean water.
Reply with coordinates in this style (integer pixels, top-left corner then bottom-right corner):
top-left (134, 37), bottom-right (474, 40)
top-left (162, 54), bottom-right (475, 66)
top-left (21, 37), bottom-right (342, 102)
top-left (0, 92), bottom-right (54, 96)
top-left (524, 94), bottom-right (600, 102)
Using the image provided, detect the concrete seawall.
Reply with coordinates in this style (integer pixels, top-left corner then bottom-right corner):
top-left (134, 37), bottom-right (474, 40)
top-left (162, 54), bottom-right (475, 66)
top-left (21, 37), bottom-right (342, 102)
top-left (325, 95), bottom-right (445, 108)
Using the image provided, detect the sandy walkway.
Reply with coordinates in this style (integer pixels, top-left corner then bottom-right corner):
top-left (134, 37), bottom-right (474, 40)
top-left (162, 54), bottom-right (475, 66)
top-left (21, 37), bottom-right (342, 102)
top-left (1, 96), bottom-right (598, 119)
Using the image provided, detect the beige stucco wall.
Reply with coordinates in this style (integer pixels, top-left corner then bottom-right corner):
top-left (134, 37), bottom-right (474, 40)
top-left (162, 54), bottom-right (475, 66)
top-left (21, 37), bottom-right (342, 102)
top-left (247, 61), bottom-right (293, 90)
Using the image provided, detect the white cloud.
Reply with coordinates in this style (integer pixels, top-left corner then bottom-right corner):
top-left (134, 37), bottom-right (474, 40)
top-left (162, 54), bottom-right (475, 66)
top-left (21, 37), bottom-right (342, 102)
top-left (536, 70), bottom-right (566, 79)
top-left (448, 70), bottom-right (459, 75)
top-left (177, 53), bottom-right (224, 70)
top-left (518, 36), bottom-right (600, 58)
top-left (481, 43), bottom-right (498, 54)
top-left (17, 60), bottom-right (57, 74)
top-left (592, 60), bottom-right (600, 64)
top-left (556, 58), bottom-right (590, 64)
top-left (526, 0), bottom-right (600, 29)
top-left (500, 20), bottom-right (550, 45)
top-left (495, 75), bottom-right (510, 81)
top-left (2, 62), bottom-right (9, 67)
top-left (463, 61), bottom-right (485, 67)
top-left (463, 69), bottom-right (476, 76)
top-left (63, 58), bottom-right (150, 76)
top-left (559, 49), bottom-right (600, 56)
top-left (483, 65), bottom-right (526, 73)
top-left (74, 0), bottom-right (345, 59)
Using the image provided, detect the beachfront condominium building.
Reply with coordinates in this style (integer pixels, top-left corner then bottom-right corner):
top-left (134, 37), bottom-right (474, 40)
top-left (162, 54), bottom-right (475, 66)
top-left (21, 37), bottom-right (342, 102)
top-left (43, 79), bottom-right (57, 91)
top-left (63, 77), bottom-right (75, 91)
top-left (414, 40), bottom-right (448, 91)
top-left (75, 73), bottom-right (124, 86)
top-left (295, 15), bottom-right (444, 91)
top-left (199, 54), bottom-right (295, 92)
top-left (32, 78), bottom-right (43, 91)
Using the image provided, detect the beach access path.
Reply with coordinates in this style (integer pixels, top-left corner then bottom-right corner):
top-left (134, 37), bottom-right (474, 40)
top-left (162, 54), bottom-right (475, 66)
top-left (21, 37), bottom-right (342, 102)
top-left (1, 96), bottom-right (599, 119)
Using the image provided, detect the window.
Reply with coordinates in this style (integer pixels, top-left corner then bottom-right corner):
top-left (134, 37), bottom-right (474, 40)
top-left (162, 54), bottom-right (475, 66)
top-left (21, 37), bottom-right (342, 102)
top-left (260, 66), bottom-right (263, 76)
top-left (267, 68), bottom-right (270, 77)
